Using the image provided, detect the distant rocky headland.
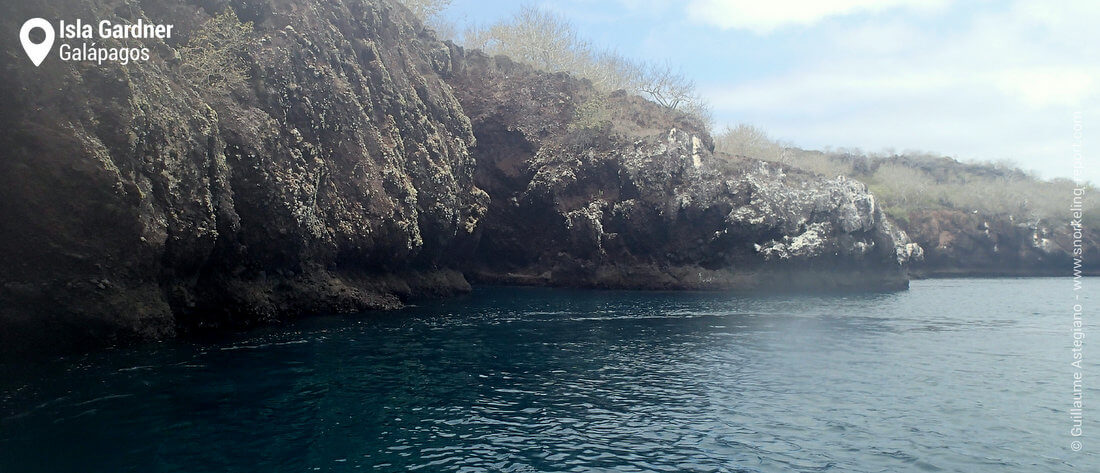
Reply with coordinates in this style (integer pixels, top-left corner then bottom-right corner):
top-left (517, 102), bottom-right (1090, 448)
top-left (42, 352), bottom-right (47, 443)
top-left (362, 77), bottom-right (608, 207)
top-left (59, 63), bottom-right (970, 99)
top-left (0, 0), bottom-right (1090, 354)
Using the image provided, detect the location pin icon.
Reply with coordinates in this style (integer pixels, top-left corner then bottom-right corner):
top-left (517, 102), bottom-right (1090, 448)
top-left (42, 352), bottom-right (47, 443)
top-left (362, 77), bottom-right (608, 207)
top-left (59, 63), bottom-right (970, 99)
top-left (20, 18), bottom-right (54, 67)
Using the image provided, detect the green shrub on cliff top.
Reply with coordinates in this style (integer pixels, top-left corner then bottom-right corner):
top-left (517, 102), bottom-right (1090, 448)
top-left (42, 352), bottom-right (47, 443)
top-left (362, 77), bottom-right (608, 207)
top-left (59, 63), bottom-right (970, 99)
top-left (179, 9), bottom-right (254, 94)
top-left (570, 95), bottom-right (613, 132)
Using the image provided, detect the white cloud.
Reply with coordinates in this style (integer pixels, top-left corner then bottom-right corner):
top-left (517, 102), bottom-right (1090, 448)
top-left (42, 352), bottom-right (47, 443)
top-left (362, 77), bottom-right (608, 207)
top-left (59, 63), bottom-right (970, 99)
top-left (991, 68), bottom-right (1098, 108)
top-left (687, 0), bottom-right (952, 33)
top-left (697, 0), bottom-right (1100, 182)
top-left (445, 0), bottom-right (1100, 182)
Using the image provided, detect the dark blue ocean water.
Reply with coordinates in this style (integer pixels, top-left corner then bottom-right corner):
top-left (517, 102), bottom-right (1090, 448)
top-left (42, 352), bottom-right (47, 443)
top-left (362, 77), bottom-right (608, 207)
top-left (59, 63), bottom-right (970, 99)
top-left (1, 279), bottom-right (1095, 472)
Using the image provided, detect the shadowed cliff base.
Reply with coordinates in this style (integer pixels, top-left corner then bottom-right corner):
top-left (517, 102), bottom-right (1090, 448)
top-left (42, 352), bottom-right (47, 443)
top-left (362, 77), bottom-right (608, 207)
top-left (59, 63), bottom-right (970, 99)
top-left (3, 0), bottom-right (913, 356)
top-left (471, 266), bottom-right (909, 293)
top-left (447, 49), bottom-right (916, 292)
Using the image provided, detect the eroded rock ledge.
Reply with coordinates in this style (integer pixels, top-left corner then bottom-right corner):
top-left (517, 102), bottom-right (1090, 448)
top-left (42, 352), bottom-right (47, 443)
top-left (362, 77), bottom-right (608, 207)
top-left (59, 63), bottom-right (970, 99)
top-left (0, 0), bottom-right (915, 354)
top-left (904, 209), bottom-right (1097, 278)
top-left (445, 49), bottom-right (917, 292)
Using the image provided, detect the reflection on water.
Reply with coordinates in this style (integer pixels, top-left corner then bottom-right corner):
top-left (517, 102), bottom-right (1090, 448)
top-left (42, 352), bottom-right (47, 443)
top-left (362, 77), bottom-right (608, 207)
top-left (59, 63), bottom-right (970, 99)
top-left (1, 279), bottom-right (1094, 472)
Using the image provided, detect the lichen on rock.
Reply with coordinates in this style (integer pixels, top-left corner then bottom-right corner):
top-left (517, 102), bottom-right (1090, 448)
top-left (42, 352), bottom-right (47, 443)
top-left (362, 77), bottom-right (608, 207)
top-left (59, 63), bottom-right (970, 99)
top-left (446, 48), bottom-right (916, 291)
top-left (0, 0), bottom-right (486, 352)
top-left (0, 0), bottom-right (926, 355)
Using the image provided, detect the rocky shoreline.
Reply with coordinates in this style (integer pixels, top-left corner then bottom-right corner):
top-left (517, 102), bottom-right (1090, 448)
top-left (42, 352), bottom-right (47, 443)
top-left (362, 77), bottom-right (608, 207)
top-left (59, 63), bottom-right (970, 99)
top-left (0, 0), bottom-right (1086, 355)
top-left (902, 209), bottom-right (1097, 278)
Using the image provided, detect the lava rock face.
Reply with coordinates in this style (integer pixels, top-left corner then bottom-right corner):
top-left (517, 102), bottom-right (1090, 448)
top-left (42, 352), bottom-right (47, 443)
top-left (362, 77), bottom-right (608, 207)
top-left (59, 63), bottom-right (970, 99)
top-left (1, 0), bottom-right (918, 354)
top-left (905, 210), bottom-right (1098, 277)
top-left (446, 50), bottom-right (918, 291)
top-left (0, 0), bottom-right (485, 352)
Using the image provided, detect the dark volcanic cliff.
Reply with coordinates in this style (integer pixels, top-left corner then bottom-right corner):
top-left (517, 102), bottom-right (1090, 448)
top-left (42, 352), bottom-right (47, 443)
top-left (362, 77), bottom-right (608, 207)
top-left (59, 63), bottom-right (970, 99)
top-left (765, 149), bottom-right (1097, 277)
top-left (0, 0), bottom-right (917, 354)
top-left (445, 50), bottom-right (919, 290)
top-left (0, 0), bottom-right (487, 351)
top-left (903, 210), bottom-right (1097, 277)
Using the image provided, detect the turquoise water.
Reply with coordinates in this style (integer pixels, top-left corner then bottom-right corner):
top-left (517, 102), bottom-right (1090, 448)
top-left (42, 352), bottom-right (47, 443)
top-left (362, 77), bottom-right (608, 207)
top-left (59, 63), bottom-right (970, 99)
top-left (1, 279), bottom-right (1095, 472)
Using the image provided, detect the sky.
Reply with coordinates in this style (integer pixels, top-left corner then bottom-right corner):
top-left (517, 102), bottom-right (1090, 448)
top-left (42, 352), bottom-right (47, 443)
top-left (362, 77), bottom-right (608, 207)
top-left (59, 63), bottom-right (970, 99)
top-left (440, 0), bottom-right (1099, 184)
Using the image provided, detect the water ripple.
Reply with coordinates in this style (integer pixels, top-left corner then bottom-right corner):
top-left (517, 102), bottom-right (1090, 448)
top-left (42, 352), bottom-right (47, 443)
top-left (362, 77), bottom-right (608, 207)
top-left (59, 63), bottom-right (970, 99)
top-left (0, 279), bottom-right (1095, 472)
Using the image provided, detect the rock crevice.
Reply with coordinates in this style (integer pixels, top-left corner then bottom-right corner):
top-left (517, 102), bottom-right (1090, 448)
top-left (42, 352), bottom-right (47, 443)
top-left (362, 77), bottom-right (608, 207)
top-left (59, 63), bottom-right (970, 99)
top-left (1, 0), bottom-right (915, 354)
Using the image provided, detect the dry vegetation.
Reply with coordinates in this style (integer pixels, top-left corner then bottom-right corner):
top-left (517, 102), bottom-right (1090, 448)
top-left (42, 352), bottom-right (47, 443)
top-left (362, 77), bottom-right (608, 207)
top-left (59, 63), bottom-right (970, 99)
top-left (400, 1), bottom-right (710, 125)
top-left (716, 124), bottom-right (1097, 227)
top-left (396, 0), bottom-right (451, 20)
top-left (401, 0), bottom-right (1090, 230)
top-left (179, 9), bottom-right (254, 94)
top-left (462, 6), bottom-right (710, 125)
